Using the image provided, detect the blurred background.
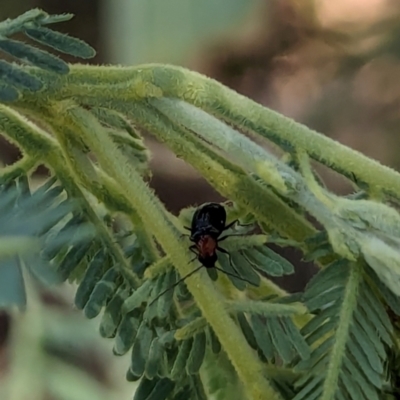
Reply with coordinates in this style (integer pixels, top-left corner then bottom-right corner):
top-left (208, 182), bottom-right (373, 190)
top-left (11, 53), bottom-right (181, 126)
top-left (1, 0), bottom-right (400, 398)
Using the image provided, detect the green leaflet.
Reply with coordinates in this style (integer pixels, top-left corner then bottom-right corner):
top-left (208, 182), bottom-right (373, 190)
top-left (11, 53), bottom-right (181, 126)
top-left (133, 377), bottom-right (157, 400)
top-left (201, 347), bottom-right (245, 400)
top-left (304, 286), bottom-right (344, 313)
top-left (242, 248), bottom-right (282, 276)
top-left (145, 330), bottom-right (176, 378)
top-left (339, 372), bottom-right (364, 399)
top-left (342, 356), bottom-right (379, 400)
top-left (74, 248), bottom-right (109, 310)
top-left (175, 279), bottom-right (191, 302)
top-left (84, 267), bottom-right (120, 319)
top-left (237, 312), bottom-right (258, 350)
top-left (346, 337), bottom-right (382, 388)
top-left (207, 326), bottom-right (221, 355)
top-left (158, 330), bottom-right (177, 348)
top-left (24, 251), bottom-right (60, 286)
top-left (144, 275), bottom-right (166, 322)
top-left (126, 368), bottom-right (141, 382)
top-left (42, 213), bottom-right (85, 260)
top-left (271, 379), bottom-right (297, 400)
top-left (250, 315), bottom-right (274, 362)
top-left (281, 317), bottom-right (310, 360)
top-left (358, 284), bottom-right (392, 346)
top-left (367, 267), bottom-right (400, 316)
top-left (145, 378), bottom-right (175, 400)
top-left (295, 337), bottom-right (334, 371)
top-left (292, 375), bottom-right (324, 400)
top-left (353, 308), bottom-right (386, 359)
top-left (242, 246), bottom-right (294, 277)
top-left (218, 253), bottom-right (246, 290)
top-left (0, 82), bottom-right (18, 100)
top-left (0, 59), bottom-right (42, 90)
top-left (56, 241), bottom-right (93, 282)
top-left (113, 309), bottom-right (141, 356)
top-left (123, 279), bottom-right (153, 314)
top-left (0, 38), bottom-right (68, 74)
top-left (164, 346), bottom-right (180, 378)
top-left (230, 252), bottom-right (260, 286)
top-left (145, 337), bottom-right (164, 379)
top-left (172, 385), bottom-right (192, 400)
top-left (23, 26), bottom-right (95, 58)
top-left (128, 242), bottom-right (148, 276)
top-left (256, 246), bottom-right (294, 274)
top-left (190, 375), bottom-right (208, 400)
top-left (301, 304), bottom-right (341, 337)
top-left (171, 338), bottom-right (192, 381)
top-left (295, 355), bottom-right (329, 388)
top-left (99, 285), bottom-right (130, 338)
top-left (335, 388), bottom-right (347, 400)
top-left (303, 260), bottom-right (349, 300)
top-left (349, 324), bottom-right (382, 369)
top-left (268, 317), bottom-right (294, 364)
top-left (186, 331), bottom-right (206, 375)
top-left (157, 269), bottom-right (176, 320)
top-left (305, 317), bottom-right (337, 346)
top-left (130, 321), bottom-right (154, 377)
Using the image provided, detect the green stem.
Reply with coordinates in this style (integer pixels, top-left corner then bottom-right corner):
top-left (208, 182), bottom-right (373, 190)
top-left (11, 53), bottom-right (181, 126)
top-left (0, 156), bottom-right (38, 182)
top-left (0, 104), bottom-right (139, 287)
top-left (59, 103), bottom-right (282, 400)
top-left (175, 317), bottom-right (207, 340)
top-left (45, 115), bottom-right (159, 263)
top-left (146, 65), bottom-right (400, 199)
top-left (26, 63), bottom-right (400, 199)
top-left (123, 102), bottom-right (316, 243)
top-left (50, 163), bottom-right (140, 287)
top-left (149, 98), bottom-right (343, 235)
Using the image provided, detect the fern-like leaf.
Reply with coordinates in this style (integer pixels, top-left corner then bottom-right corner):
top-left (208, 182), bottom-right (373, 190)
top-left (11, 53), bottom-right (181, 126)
top-left (0, 9), bottom-right (95, 101)
top-left (293, 261), bottom-right (396, 400)
top-left (0, 175), bottom-right (93, 307)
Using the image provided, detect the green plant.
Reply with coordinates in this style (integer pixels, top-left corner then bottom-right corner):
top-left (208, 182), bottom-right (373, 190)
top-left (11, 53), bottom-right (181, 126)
top-left (1, 8), bottom-right (400, 400)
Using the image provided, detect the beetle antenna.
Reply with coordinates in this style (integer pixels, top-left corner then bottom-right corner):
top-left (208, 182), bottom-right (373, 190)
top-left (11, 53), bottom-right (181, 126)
top-left (148, 265), bottom-right (203, 306)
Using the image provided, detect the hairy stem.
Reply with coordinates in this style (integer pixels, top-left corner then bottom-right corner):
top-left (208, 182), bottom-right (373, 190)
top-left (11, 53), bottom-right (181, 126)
top-left (58, 103), bottom-right (282, 400)
top-left (25, 64), bottom-right (400, 200)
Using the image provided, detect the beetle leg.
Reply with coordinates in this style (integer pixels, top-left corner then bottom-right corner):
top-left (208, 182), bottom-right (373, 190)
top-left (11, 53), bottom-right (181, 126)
top-left (218, 233), bottom-right (246, 242)
top-left (223, 219), bottom-right (253, 232)
top-left (223, 219), bottom-right (238, 231)
top-left (188, 245), bottom-right (198, 263)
